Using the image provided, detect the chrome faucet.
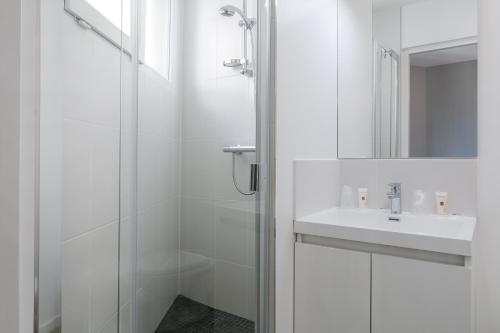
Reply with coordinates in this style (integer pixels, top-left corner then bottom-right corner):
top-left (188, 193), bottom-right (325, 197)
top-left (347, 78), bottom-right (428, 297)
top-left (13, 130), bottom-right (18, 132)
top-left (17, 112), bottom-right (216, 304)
top-left (387, 183), bottom-right (402, 215)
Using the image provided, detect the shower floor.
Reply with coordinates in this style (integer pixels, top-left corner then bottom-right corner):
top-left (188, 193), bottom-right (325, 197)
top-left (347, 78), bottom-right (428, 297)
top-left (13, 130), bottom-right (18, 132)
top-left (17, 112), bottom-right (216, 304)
top-left (155, 295), bottom-right (255, 333)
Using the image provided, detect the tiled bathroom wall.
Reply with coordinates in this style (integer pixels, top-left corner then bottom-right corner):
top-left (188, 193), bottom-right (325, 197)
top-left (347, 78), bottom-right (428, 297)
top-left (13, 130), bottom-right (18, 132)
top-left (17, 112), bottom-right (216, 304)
top-left (179, 0), bottom-right (257, 321)
top-left (50, 8), bottom-right (123, 333)
top-left (294, 159), bottom-right (477, 219)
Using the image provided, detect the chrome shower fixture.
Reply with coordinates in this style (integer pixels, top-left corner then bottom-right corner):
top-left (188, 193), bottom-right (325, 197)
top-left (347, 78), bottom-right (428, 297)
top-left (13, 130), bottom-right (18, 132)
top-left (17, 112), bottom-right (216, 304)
top-left (219, 4), bottom-right (255, 76)
top-left (219, 5), bottom-right (255, 29)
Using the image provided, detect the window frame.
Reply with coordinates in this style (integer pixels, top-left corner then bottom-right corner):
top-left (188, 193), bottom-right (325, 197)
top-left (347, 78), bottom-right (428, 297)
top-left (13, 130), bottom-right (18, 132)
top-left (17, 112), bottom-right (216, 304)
top-left (64, 0), bottom-right (131, 52)
top-left (64, 0), bottom-right (172, 81)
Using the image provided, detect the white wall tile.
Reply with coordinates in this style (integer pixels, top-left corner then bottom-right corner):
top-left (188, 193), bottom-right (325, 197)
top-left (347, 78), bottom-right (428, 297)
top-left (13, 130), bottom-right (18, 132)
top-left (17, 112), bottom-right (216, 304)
top-left (90, 223), bottom-right (119, 332)
top-left (215, 76), bottom-right (254, 139)
top-left (339, 159), bottom-right (379, 209)
top-left (376, 159), bottom-right (476, 216)
top-left (246, 267), bottom-right (257, 321)
top-left (214, 200), bottom-right (252, 266)
top-left (181, 140), bottom-right (216, 198)
top-left (62, 14), bottom-right (121, 129)
top-left (214, 260), bottom-right (249, 319)
top-left (294, 159), bottom-right (341, 219)
top-left (183, 0), bottom-right (218, 82)
top-left (63, 119), bottom-right (92, 240)
top-left (62, 120), bottom-right (120, 240)
top-left (181, 197), bottom-right (216, 257)
top-left (182, 79), bottom-right (218, 140)
top-left (61, 236), bottom-right (90, 333)
top-left (180, 251), bottom-right (215, 307)
top-left (295, 159), bottom-right (476, 216)
top-left (90, 126), bottom-right (120, 229)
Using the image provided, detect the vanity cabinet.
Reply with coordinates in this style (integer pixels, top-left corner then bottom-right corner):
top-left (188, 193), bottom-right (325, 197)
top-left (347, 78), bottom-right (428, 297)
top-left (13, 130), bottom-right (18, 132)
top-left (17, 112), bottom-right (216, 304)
top-left (294, 241), bottom-right (472, 333)
top-left (371, 254), bottom-right (471, 333)
top-left (294, 242), bottom-right (371, 333)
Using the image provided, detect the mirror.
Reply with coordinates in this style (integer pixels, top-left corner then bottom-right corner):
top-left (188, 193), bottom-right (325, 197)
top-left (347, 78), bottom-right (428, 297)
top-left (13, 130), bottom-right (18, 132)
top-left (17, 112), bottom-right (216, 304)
top-left (338, 0), bottom-right (478, 159)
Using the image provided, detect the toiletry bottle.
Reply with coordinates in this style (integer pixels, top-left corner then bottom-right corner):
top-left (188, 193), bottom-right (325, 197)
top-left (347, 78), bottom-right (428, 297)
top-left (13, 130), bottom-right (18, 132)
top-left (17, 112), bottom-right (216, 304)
top-left (435, 192), bottom-right (449, 215)
top-left (358, 188), bottom-right (368, 209)
top-left (340, 185), bottom-right (355, 208)
top-left (412, 190), bottom-right (427, 215)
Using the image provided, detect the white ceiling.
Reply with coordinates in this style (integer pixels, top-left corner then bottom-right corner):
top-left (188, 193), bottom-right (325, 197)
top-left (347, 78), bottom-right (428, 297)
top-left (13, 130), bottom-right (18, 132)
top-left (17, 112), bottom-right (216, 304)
top-left (410, 44), bottom-right (478, 67)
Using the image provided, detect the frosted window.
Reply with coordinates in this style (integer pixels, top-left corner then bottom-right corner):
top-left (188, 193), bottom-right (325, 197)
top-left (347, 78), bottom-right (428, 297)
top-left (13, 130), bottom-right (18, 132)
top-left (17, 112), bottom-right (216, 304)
top-left (86, 0), bottom-right (131, 35)
top-left (142, 0), bottom-right (172, 80)
top-left (65, 0), bottom-right (131, 49)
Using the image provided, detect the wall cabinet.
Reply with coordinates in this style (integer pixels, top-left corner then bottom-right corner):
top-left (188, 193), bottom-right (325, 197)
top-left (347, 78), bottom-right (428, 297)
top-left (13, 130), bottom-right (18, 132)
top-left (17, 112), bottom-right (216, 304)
top-left (372, 254), bottom-right (471, 333)
top-left (294, 242), bottom-right (371, 333)
top-left (295, 242), bottom-right (472, 333)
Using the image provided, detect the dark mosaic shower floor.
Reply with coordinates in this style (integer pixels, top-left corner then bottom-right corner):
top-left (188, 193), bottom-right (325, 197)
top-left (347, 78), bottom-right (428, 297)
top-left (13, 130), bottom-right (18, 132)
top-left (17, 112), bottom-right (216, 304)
top-left (155, 295), bottom-right (255, 333)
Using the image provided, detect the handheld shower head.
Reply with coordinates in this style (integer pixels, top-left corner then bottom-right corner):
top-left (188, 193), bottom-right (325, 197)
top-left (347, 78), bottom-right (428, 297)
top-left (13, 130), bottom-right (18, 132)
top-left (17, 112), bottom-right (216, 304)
top-left (219, 5), bottom-right (255, 29)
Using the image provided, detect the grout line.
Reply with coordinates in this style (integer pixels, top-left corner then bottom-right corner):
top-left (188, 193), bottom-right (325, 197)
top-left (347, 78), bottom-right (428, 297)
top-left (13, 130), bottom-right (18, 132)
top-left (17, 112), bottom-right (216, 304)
top-left (61, 219), bottom-right (119, 244)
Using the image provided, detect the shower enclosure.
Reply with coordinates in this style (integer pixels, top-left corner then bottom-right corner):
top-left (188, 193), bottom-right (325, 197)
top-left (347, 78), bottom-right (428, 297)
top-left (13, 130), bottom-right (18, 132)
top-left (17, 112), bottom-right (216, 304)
top-left (36, 0), bottom-right (274, 332)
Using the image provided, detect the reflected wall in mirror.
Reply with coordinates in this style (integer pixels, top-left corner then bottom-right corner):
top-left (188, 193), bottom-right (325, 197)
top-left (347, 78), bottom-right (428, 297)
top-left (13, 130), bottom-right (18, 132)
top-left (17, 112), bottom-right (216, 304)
top-left (338, 0), bottom-right (478, 159)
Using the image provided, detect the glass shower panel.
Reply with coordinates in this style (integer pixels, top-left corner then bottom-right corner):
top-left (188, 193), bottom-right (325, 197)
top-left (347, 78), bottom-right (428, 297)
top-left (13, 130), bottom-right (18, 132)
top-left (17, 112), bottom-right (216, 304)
top-left (374, 43), bottom-right (400, 158)
top-left (38, 0), bottom-right (268, 331)
top-left (126, 0), bottom-right (259, 332)
top-left (38, 0), bottom-right (124, 332)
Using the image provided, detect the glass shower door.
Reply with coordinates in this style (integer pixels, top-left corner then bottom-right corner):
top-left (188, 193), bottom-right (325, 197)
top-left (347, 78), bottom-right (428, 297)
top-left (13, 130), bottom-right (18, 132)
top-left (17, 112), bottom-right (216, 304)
top-left (37, 0), bottom-right (125, 332)
top-left (124, 0), bottom-right (265, 332)
top-left (37, 0), bottom-right (272, 332)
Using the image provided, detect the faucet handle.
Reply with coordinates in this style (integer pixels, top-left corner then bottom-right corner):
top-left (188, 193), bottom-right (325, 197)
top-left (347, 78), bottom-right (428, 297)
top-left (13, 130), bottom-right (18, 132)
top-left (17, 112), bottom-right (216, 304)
top-left (387, 183), bottom-right (401, 195)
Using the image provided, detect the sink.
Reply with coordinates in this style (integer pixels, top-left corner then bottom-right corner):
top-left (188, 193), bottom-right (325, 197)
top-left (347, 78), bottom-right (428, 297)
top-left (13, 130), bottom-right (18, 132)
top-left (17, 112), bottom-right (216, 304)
top-left (294, 208), bottom-right (476, 256)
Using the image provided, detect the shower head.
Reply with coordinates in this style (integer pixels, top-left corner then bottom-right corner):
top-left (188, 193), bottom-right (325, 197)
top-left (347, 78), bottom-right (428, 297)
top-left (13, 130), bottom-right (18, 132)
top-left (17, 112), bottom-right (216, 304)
top-left (219, 5), bottom-right (255, 29)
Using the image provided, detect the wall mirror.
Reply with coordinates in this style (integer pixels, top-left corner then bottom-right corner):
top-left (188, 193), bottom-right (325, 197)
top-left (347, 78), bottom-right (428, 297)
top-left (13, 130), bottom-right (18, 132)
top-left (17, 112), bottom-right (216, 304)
top-left (337, 0), bottom-right (478, 159)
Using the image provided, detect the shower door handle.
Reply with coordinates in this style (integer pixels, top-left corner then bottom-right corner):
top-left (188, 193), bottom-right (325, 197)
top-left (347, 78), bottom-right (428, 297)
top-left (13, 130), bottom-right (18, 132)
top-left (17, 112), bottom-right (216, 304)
top-left (250, 164), bottom-right (260, 192)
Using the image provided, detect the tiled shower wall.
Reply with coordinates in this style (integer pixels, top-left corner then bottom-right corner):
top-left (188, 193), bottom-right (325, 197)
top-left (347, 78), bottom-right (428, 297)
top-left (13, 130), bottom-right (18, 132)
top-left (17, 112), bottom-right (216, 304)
top-left (179, 0), bottom-right (257, 321)
top-left (135, 0), bottom-right (185, 329)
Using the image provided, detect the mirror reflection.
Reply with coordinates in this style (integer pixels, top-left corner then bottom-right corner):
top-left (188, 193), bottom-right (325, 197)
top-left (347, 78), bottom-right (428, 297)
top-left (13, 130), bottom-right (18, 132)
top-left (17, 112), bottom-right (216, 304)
top-left (338, 0), bottom-right (478, 159)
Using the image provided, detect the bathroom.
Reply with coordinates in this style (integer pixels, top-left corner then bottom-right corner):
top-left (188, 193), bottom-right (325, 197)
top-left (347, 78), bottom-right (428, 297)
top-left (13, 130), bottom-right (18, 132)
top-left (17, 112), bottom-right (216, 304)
top-left (1, 0), bottom-right (500, 332)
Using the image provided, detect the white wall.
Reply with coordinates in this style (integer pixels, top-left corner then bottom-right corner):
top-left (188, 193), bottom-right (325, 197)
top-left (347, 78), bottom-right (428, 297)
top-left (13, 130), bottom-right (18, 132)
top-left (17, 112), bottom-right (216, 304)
top-left (426, 61), bottom-right (477, 157)
top-left (402, 0), bottom-right (477, 49)
top-left (0, 1), bottom-right (22, 332)
top-left (19, 0), bottom-right (38, 331)
top-left (373, 4), bottom-right (401, 54)
top-left (0, 0), bottom-right (38, 332)
top-left (476, 0), bottom-right (500, 331)
top-left (275, 0), bottom-right (338, 331)
top-left (409, 66), bottom-right (427, 157)
top-left (179, 0), bottom-right (257, 321)
top-left (294, 158), bottom-right (476, 217)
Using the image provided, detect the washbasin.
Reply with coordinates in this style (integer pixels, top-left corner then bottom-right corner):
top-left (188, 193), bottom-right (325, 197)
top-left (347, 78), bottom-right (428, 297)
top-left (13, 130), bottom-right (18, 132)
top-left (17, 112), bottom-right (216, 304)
top-left (294, 208), bottom-right (476, 256)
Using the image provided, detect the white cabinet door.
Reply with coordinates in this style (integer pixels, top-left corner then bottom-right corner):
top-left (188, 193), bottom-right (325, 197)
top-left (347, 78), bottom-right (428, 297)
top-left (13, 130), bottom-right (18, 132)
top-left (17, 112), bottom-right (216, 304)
top-left (294, 242), bottom-right (371, 333)
top-left (372, 254), bottom-right (471, 333)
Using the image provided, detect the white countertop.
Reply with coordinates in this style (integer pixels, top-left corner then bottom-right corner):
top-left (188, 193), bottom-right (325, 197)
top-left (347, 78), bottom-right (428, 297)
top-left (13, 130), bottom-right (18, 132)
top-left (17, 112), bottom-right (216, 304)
top-left (294, 208), bottom-right (476, 256)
